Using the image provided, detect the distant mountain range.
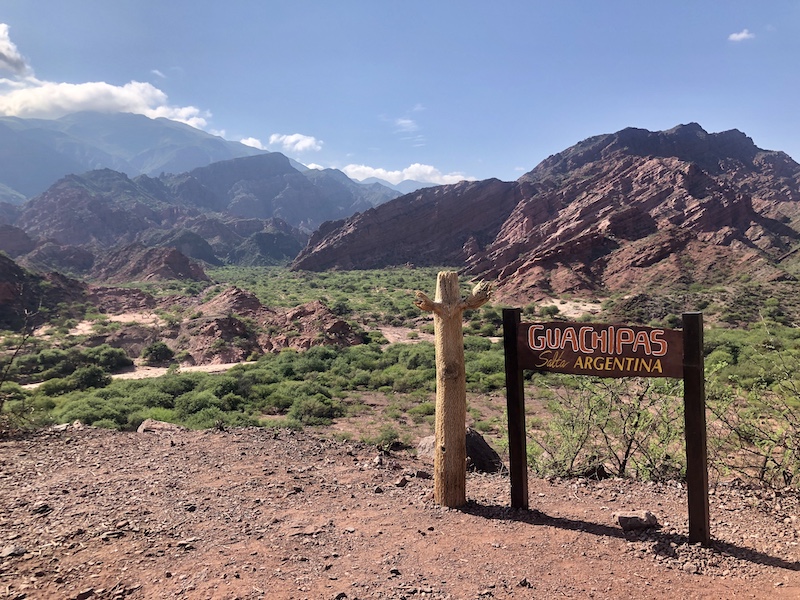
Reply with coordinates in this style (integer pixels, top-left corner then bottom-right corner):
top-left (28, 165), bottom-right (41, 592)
top-left (0, 154), bottom-right (402, 274)
top-left (5, 118), bottom-right (800, 326)
top-left (0, 111), bottom-right (268, 201)
top-left (0, 111), bottom-right (409, 276)
top-left (360, 177), bottom-right (437, 195)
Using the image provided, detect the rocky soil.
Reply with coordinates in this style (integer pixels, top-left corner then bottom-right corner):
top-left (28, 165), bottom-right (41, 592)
top-left (2, 425), bottom-right (799, 599)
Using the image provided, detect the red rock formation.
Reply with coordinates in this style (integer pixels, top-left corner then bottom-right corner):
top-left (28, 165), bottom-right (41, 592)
top-left (292, 179), bottom-right (520, 270)
top-left (292, 124), bottom-right (800, 300)
top-left (90, 243), bottom-right (210, 283)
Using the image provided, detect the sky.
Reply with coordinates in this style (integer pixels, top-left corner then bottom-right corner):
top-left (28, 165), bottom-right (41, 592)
top-left (0, 1), bottom-right (798, 185)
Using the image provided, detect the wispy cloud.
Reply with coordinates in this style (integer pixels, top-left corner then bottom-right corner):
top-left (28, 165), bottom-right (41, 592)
top-left (240, 136), bottom-right (266, 150)
top-left (394, 117), bottom-right (418, 133)
top-left (728, 29), bottom-right (755, 42)
top-left (268, 133), bottom-right (323, 153)
top-left (342, 162), bottom-right (474, 186)
top-left (0, 24), bottom-right (210, 128)
top-left (151, 69), bottom-right (166, 79)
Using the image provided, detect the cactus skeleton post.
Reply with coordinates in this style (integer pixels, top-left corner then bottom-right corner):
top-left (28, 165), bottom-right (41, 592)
top-left (414, 272), bottom-right (491, 507)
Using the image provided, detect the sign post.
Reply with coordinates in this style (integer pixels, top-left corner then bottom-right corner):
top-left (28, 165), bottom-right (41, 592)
top-left (415, 273), bottom-right (491, 507)
top-left (503, 308), bottom-right (528, 509)
top-left (682, 313), bottom-right (710, 545)
top-left (502, 310), bottom-right (710, 545)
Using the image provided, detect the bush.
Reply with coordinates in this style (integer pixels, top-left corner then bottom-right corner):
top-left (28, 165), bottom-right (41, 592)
top-left (175, 390), bottom-right (223, 418)
top-left (287, 394), bottom-right (344, 425)
top-left (54, 394), bottom-right (127, 427)
top-left (364, 424), bottom-right (400, 450)
top-left (83, 345), bottom-right (133, 371)
top-left (142, 341), bottom-right (174, 365)
top-left (38, 377), bottom-right (76, 396)
top-left (528, 377), bottom-right (684, 480)
top-left (70, 365), bottom-right (111, 390)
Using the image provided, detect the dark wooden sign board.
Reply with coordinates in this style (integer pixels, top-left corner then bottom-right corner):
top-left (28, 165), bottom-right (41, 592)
top-left (503, 309), bottom-right (710, 545)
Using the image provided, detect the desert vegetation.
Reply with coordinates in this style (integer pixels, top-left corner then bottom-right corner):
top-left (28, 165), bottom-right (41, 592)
top-left (3, 266), bottom-right (800, 492)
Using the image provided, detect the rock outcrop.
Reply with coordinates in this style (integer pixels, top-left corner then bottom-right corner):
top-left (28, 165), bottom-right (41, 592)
top-left (0, 225), bottom-right (36, 257)
top-left (0, 254), bottom-right (88, 329)
top-left (90, 244), bottom-right (210, 283)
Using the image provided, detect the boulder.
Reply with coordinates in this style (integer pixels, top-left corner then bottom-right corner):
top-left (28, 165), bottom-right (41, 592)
top-left (137, 419), bottom-right (187, 434)
top-left (613, 510), bottom-right (660, 531)
top-left (417, 427), bottom-right (506, 474)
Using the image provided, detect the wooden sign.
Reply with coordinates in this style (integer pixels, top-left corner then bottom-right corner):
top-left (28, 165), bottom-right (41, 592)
top-left (517, 322), bottom-right (684, 378)
top-left (503, 310), bottom-right (710, 546)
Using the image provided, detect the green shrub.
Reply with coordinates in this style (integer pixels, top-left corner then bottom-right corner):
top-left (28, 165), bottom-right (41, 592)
top-left (142, 341), bottom-right (174, 365)
top-left (38, 378), bottom-right (76, 396)
top-left (364, 424), bottom-right (400, 450)
top-left (287, 394), bottom-right (344, 425)
top-left (175, 390), bottom-right (223, 418)
top-left (83, 345), bottom-right (133, 371)
top-left (127, 407), bottom-right (178, 429)
top-left (70, 365), bottom-right (111, 390)
top-left (54, 394), bottom-right (127, 426)
top-left (157, 373), bottom-right (201, 397)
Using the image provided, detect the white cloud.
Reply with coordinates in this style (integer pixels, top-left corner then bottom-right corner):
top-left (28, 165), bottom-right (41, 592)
top-left (269, 133), bottom-right (323, 153)
top-left (240, 136), bottom-right (266, 150)
top-left (728, 29), bottom-right (755, 42)
top-left (304, 163), bottom-right (325, 170)
top-left (151, 69), bottom-right (166, 79)
top-left (0, 24), bottom-right (29, 75)
top-left (394, 117), bottom-right (418, 133)
top-left (0, 78), bottom-right (209, 127)
top-left (342, 162), bottom-right (474, 186)
top-left (0, 23), bottom-right (210, 129)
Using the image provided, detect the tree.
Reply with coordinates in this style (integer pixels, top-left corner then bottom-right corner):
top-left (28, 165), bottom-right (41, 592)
top-left (142, 341), bottom-right (175, 365)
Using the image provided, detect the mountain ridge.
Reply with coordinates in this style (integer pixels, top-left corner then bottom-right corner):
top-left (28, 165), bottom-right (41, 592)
top-left (0, 111), bottom-right (267, 200)
top-left (291, 123), bottom-right (800, 301)
top-left (3, 150), bottom-right (399, 275)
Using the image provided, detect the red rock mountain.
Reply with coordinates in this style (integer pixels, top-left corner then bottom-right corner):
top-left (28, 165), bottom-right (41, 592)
top-left (89, 243), bottom-right (211, 284)
top-left (292, 124), bottom-right (800, 300)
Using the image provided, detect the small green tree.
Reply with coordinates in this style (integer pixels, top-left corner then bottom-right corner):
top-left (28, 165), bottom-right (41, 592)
top-left (70, 365), bottom-right (112, 390)
top-left (142, 341), bottom-right (175, 365)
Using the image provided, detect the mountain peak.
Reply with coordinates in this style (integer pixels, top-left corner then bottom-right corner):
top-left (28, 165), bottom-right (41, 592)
top-left (521, 123), bottom-right (764, 183)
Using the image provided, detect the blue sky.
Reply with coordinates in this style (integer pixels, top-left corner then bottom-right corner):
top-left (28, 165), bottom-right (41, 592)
top-left (0, 1), bottom-right (798, 184)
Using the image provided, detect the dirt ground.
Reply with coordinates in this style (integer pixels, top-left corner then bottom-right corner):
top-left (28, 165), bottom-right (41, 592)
top-left (2, 425), bottom-right (800, 600)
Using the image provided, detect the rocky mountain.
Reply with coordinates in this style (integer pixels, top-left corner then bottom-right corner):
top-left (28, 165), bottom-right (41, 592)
top-left (293, 179), bottom-right (520, 270)
top-left (0, 111), bottom-right (266, 200)
top-left (164, 153), bottom-right (400, 232)
top-left (89, 244), bottom-right (211, 284)
top-left (292, 124), bottom-right (800, 301)
top-left (5, 150), bottom-right (398, 276)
